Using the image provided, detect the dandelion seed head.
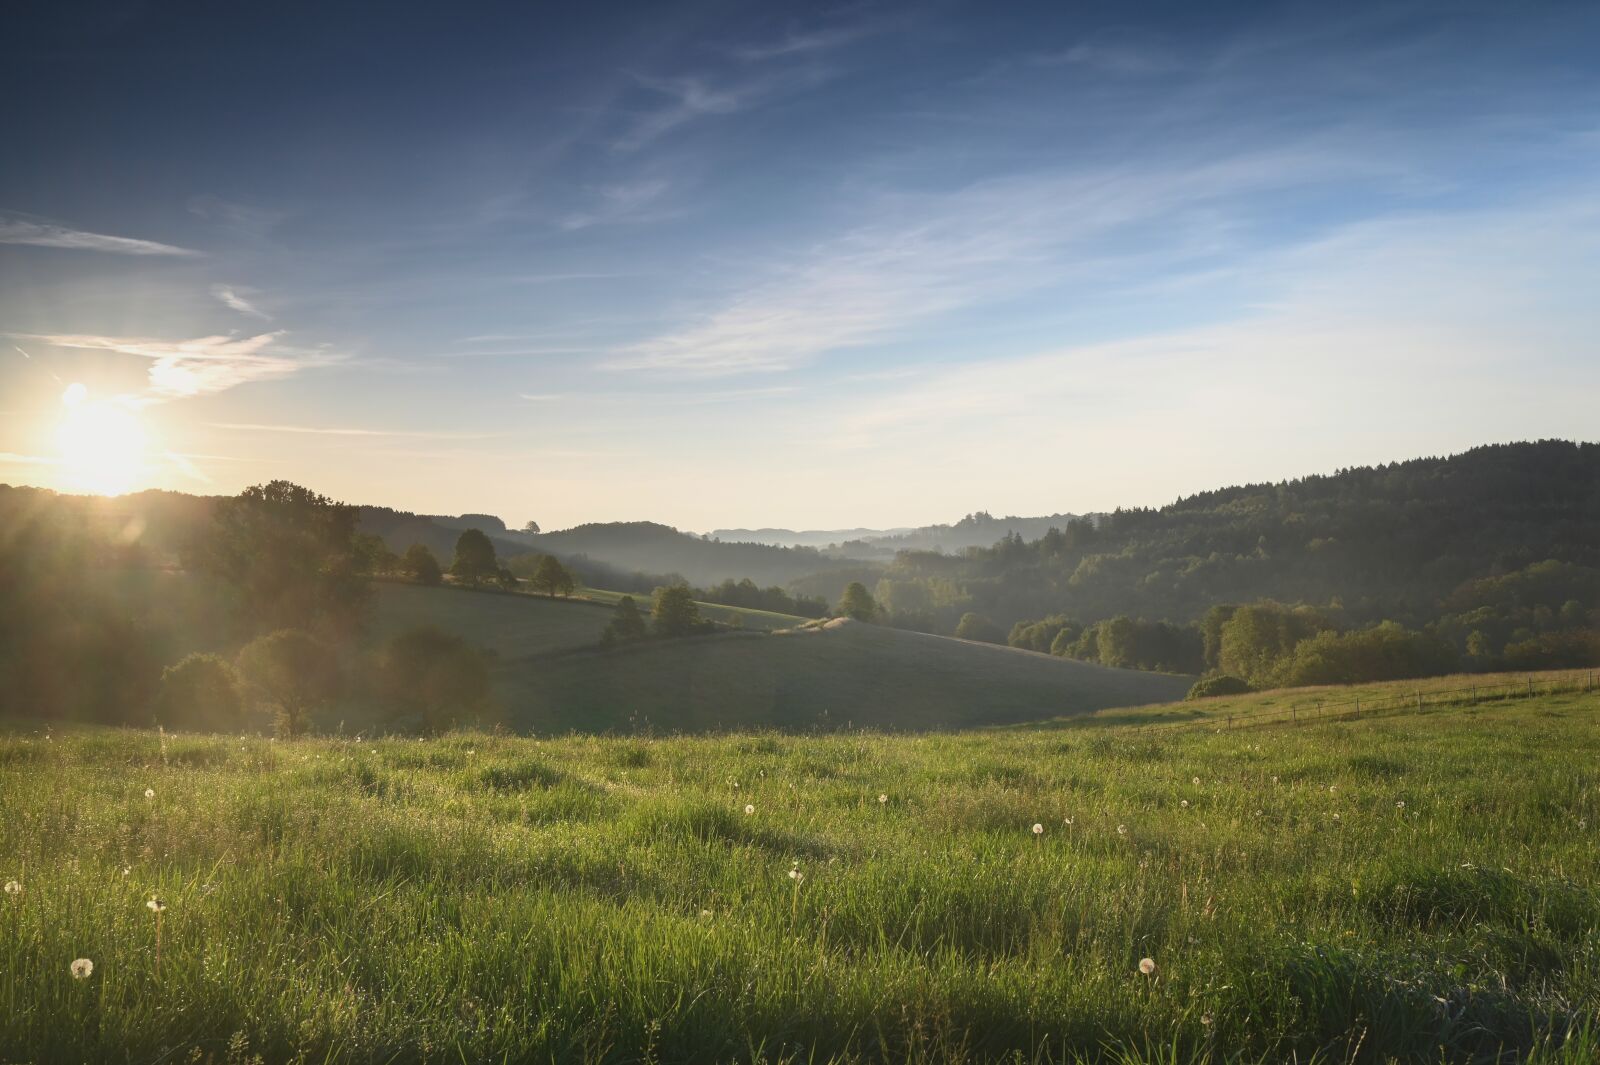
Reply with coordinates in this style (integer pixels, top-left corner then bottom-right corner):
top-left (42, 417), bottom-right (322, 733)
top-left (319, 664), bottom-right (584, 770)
top-left (147, 896), bottom-right (167, 913)
top-left (1032, 823), bottom-right (1044, 835)
top-left (1396, 800), bottom-right (1406, 809)
top-left (70, 958), bottom-right (94, 979)
top-left (1180, 800), bottom-right (1189, 808)
top-left (1117, 824), bottom-right (1128, 835)
top-left (1192, 777), bottom-right (1200, 785)
top-left (744, 804), bottom-right (754, 816)
top-left (144, 788), bottom-right (155, 800)
top-left (1138, 957), bottom-right (1157, 975)
top-left (878, 794), bottom-right (888, 804)
top-left (3, 880), bottom-right (20, 896)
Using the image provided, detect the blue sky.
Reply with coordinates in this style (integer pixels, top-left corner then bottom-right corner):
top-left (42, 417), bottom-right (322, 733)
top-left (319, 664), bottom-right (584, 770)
top-left (3, 0), bottom-right (1598, 531)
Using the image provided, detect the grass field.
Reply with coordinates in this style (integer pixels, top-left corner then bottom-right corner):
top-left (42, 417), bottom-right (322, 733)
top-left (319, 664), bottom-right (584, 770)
top-left (490, 620), bottom-right (1193, 733)
top-left (3, 678), bottom-right (1596, 1063)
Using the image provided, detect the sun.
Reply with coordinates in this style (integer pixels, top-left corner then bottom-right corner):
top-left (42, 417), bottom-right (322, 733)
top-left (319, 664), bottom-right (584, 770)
top-left (54, 383), bottom-right (149, 496)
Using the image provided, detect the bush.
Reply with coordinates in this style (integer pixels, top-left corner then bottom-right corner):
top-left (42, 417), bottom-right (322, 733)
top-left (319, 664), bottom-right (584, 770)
top-left (1186, 673), bottom-right (1253, 700)
top-left (155, 653), bottom-right (243, 732)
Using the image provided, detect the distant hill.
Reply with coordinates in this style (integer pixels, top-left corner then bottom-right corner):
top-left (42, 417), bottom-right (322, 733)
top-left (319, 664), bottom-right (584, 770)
top-left (713, 511), bottom-right (1084, 560)
top-left (522, 521), bottom-right (857, 588)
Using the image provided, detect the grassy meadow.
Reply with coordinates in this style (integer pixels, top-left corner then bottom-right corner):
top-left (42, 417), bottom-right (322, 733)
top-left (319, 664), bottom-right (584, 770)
top-left (3, 679), bottom-right (1597, 1063)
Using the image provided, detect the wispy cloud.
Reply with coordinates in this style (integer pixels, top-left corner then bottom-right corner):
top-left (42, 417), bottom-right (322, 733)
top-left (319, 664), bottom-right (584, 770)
top-left (0, 216), bottom-right (200, 256)
top-left (24, 332), bottom-right (340, 400)
top-left (607, 143), bottom-right (1397, 375)
top-left (211, 284), bottom-right (271, 319)
top-left (207, 422), bottom-right (494, 439)
top-left (559, 179), bottom-right (674, 230)
top-left (728, 21), bottom-right (883, 63)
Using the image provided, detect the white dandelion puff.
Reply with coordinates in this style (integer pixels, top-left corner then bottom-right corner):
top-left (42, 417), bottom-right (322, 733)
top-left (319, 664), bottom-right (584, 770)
top-left (1032, 823), bottom-right (1044, 835)
top-left (144, 788), bottom-right (155, 800)
top-left (1138, 957), bottom-right (1157, 976)
top-left (1180, 800), bottom-right (1189, 808)
top-left (1192, 777), bottom-right (1200, 785)
top-left (70, 958), bottom-right (94, 979)
top-left (4, 880), bottom-right (20, 896)
top-left (1395, 801), bottom-right (1406, 810)
top-left (878, 794), bottom-right (888, 804)
top-left (1117, 824), bottom-right (1128, 835)
top-left (744, 804), bottom-right (755, 816)
top-left (146, 896), bottom-right (167, 913)
top-left (788, 868), bottom-right (804, 882)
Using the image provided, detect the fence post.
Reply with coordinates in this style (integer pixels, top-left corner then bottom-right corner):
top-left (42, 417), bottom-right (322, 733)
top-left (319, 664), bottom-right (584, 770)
top-left (1354, 696), bottom-right (1360, 718)
top-left (1527, 677), bottom-right (1534, 698)
top-left (1292, 705), bottom-right (1298, 726)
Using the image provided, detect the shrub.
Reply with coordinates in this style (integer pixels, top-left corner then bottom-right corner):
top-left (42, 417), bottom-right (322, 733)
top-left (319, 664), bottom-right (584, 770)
top-left (1186, 673), bottom-right (1253, 700)
top-left (155, 653), bottom-right (243, 732)
top-left (237, 629), bottom-right (341, 737)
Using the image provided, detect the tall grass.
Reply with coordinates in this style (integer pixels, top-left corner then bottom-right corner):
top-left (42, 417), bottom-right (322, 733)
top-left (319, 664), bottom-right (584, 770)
top-left (1, 692), bottom-right (1596, 1063)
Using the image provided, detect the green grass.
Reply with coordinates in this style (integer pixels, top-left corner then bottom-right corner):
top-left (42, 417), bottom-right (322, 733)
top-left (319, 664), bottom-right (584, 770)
top-left (3, 682), bottom-right (1597, 1063)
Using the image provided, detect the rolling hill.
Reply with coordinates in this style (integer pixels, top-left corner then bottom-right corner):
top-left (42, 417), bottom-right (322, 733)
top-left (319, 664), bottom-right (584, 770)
top-left (481, 617), bottom-right (1192, 733)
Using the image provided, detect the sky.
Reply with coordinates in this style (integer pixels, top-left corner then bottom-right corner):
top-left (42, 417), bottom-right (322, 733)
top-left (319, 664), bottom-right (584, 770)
top-left (2, 0), bottom-right (1598, 532)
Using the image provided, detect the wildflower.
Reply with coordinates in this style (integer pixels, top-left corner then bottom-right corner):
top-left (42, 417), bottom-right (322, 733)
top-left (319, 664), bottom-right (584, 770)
top-left (121, 866), bottom-right (131, 877)
top-left (147, 896), bottom-right (167, 913)
top-left (70, 958), bottom-right (94, 979)
top-left (1063, 817), bottom-right (1074, 826)
top-left (1117, 824), bottom-right (1128, 835)
top-left (744, 804), bottom-right (755, 816)
top-left (878, 794), bottom-right (888, 804)
top-left (144, 788), bottom-right (155, 800)
top-left (3, 880), bottom-right (20, 896)
top-left (1032, 823), bottom-right (1044, 835)
top-left (1192, 777), bottom-right (1200, 785)
top-left (699, 909), bottom-right (712, 918)
top-left (1138, 957), bottom-right (1157, 976)
top-left (1180, 800), bottom-right (1189, 808)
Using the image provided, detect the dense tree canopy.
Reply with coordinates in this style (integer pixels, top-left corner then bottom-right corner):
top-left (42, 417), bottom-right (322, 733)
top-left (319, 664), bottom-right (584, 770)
top-left (189, 481), bottom-right (371, 635)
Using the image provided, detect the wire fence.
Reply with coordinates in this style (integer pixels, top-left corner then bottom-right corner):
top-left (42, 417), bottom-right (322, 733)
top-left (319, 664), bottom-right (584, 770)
top-left (1123, 669), bottom-right (1600, 736)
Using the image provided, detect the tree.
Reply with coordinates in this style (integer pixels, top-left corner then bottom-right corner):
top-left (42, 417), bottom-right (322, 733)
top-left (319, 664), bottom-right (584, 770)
top-left (377, 626), bottom-right (491, 734)
top-left (531, 555), bottom-right (576, 597)
top-left (352, 533), bottom-right (399, 576)
top-left (652, 584), bottom-right (703, 637)
top-left (601, 595), bottom-right (649, 647)
top-left (236, 629), bottom-right (341, 737)
top-left (522, 520), bottom-right (540, 534)
top-left (837, 581), bottom-right (877, 622)
top-left (190, 480), bottom-right (370, 635)
top-left (154, 653), bottom-right (243, 732)
top-left (450, 529), bottom-right (499, 587)
top-left (403, 543), bottom-right (443, 585)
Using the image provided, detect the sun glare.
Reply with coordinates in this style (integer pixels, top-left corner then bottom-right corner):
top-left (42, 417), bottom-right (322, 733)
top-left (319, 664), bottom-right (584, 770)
top-left (55, 384), bottom-right (149, 496)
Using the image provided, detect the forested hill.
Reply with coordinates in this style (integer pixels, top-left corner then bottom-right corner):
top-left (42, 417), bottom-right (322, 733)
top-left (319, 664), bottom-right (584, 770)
top-left (867, 441), bottom-right (1600, 634)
